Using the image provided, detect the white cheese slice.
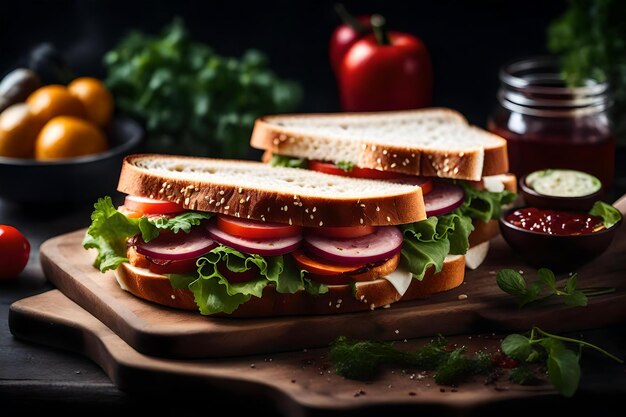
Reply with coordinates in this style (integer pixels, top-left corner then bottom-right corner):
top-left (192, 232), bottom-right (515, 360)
top-left (383, 266), bottom-right (413, 296)
top-left (464, 241), bottom-right (490, 270)
top-left (482, 175), bottom-right (507, 193)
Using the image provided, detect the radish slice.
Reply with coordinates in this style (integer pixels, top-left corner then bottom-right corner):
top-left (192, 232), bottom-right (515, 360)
top-left (135, 228), bottom-right (217, 261)
top-left (206, 223), bottom-right (301, 256)
top-left (304, 226), bottom-right (403, 265)
top-left (424, 183), bottom-right (465, 216)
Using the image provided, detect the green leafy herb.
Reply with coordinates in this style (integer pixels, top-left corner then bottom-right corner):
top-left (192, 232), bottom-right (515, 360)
top-left (183, 245), bottom-right (326, 315)
top-left (335, 161), bottom-right (355, 172)
top-left (501, 327), bottom-right (623, 397)
top-left (456, 182), bottom-right (516, 222)
top-left (509, 366), bottom-right (541, 385)
top-left (589, 201), bottom-right (622, 229)
top-left (330, 335), bottom-right (492, 384)
top-left (269, 154), bottom-right (308, 169)
top-left (400, 210), bottom-right (474, 280)
top-left (104, 18), bottom-right (302, 158)
top-left (496, 268), bottom-right (615, 307)
top-left (82, 196), bottom-right (212, 272)
top-left (547, 0), bottom-right (626, 144)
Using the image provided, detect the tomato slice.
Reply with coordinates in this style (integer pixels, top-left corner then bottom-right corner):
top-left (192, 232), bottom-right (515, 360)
top-left (217, 262), bottom-right (260, 283)
top-left (292, 250), bottom-right (362, 275)
top-left (216, 215), bottom-right (301, 239)
top-left (124, 195), bottom-right (185, 215)
top-left (307, 225), bottom-right (376, 239)
top-left (308, 160), bottom-right (407, 179)
top-left (147, 257), bottom-right (199, 275)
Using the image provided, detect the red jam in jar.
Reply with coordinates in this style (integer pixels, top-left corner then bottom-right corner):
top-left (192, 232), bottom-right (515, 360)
top-left (506, 207), bottom-right (604, 236)
top-left (488, 57), bottom-right (615, 191)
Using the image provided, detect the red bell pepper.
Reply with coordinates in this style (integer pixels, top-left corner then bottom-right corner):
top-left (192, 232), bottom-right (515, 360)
top-left (338, 15), bottom-right (433, 112)
top-left (328, 4), bottom-right (372, 74)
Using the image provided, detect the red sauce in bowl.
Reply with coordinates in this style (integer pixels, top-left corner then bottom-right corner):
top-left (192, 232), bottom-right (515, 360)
top-left (506, 207), bottom-right (605, 236)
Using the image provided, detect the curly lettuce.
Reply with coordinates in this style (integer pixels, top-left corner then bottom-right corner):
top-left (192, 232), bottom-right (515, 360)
top-left (172, 245), bottom-right (327, 315)
top-left (400, 210), bottom-right (474, 280)
top-left (82, 196), bottom-right (212, 272)
top-left (457, 182), bottom-right (516, 222)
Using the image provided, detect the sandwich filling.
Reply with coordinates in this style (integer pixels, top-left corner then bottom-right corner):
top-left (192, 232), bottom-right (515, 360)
top-left (84, 156), bottom-right (514, 315)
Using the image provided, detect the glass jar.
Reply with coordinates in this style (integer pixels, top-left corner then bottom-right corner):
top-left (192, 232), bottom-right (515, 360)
top-left (488, 56), bottom-right (615, 191)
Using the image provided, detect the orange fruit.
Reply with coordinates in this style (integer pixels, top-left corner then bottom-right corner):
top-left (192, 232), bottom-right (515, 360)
top-left (68, 77), bottom-right (114, 126)
top-left (34, 116), bottom-right (108, 160)
top-left (0, 103), bottom-right (45, 158)
top-left (26, 85), bottom-right (86, 124)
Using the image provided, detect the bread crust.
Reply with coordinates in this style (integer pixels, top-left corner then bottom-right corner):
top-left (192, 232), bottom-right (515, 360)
top-left (113, 255), bottom-right (465, 317)
top-left (117, 154), bottom-right (426, 227)
top-left (250, 109), bottom-right (508, 181)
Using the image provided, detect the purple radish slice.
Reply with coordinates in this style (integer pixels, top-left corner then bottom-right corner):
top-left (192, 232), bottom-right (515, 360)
top-left (135, 228), bottom-right (217, 261)
top-left (304, 226), bottom-right (403, 265)
top-left (424, 183), bottom-right (465, 216)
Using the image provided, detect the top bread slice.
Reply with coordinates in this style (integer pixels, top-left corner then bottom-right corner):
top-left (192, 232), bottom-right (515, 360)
top-left (118, 154), bottom-right (426, 227)
top-left (250, 108), bottom-right (508, 181)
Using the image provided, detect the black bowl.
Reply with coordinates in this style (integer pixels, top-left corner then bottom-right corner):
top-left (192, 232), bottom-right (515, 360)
top-left (499, 206), bottom-right (622, 272)
top-left (519, 173), bottom-right (604, 212)
top-left (0, 116), bottom-right (143, 205)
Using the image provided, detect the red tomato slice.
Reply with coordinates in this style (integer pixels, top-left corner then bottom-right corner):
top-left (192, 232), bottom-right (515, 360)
top-left (217, 262), bottom-right (260, 283)
top-left (216, 215), bottom-right (301, 239)
top-left (308, 160), bottom-right (407, 179)
top-left (148, 257), bottom-right (198, 275)
top-left (124, 195), bottom-right (185, 215)
top-left (307, 225), bottom-right (376, 239)
top-left (292, 250), bottom-right (363, 275)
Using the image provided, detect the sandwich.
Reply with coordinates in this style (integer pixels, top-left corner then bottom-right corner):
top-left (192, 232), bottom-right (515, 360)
top-left (250, 108), bottom-right (517, 272)
top-left (83, 154), bottom-right (470, 317)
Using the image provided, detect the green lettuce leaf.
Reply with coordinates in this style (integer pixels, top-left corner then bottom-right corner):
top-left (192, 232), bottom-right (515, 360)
top-left (187, 245), bottom-right (327, 315)
top-left (457, 182), bottom-right (516, 222)
top-left (400, 210), bottom-right (474, 280)
top-left (589, 201), bottom-right (622, 229)
top-left (82, 196), bottom-right (212, 272)
top-left (270, 154), bottom-right (308, 168)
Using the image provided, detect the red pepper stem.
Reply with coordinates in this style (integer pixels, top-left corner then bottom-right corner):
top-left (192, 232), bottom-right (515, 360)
top-left (371, 14), bottom-right (390, 45)
top-left (334, 3), bottom-right (367, 34)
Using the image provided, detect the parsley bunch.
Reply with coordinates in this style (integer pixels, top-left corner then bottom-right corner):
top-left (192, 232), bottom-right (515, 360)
top-left (105, 18), bottom-right (302, 158)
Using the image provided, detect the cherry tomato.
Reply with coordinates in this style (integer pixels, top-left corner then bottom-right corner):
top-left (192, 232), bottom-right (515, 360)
top-left (307, 225), bottom-right (375, 239)
top-left (292, 250), bottom-right (361, 276)
top-left (217, 262), bottom-right (260, 283)
top-left (216, 215), bottom-right (301, 239)
top-left (148, 257), bottom-right (199, 275)
top-left (124, 195), bottom-right (185, 215)
top-left (0, 225), bottom-right (30, 279)
top-left (308, 160), bottom-right (407, 179)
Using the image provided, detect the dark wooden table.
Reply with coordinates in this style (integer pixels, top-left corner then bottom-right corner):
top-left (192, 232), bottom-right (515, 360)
top-left (2, 195), bottom-right (626, 417)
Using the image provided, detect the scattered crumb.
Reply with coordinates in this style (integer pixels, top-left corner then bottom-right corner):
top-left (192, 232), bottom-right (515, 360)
top-left (250, 364), bottom-right (255, 368)
top-left (458, 294), bottom-right (468, 300)
top-left (395, 329), bottom-right (400, 334)
top-left (354, 389), bottom-right (366, 397)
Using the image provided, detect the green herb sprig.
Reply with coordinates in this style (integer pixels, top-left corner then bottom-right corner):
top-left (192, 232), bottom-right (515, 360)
top-left (502, 327), bottom-right (623, 397)
top-left (496, 268), bottom-right (615, 308)
top-left (330, 335), bottom-right (492, 385)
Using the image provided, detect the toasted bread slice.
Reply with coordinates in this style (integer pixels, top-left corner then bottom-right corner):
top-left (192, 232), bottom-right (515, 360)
top-left (250, 108), bottom-right (508, 181)
top-left (118, 154), bottom-right (427, 227)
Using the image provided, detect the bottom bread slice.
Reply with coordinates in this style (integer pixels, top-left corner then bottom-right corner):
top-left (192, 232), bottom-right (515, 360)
top-left (114, 254), bottom-right (465, 317)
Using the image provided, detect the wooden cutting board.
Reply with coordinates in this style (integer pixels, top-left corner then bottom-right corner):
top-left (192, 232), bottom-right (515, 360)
top-left (40, 227), bottom-right (626, 359)
top-left (9, 290), bottom-right (557, 413)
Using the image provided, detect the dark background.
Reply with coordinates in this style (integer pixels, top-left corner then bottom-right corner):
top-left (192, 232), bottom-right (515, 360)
top-left (0, 0), bottom-right (566, 128)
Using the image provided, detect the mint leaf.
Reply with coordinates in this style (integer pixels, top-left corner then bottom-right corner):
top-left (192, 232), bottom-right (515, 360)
top-left (501, 334), bottom-right (533, 361)
top-left (537, 268), bottom-right (557, 291)
top-left (565, 273), bottom-right (578, 294)
top-left (563, 290), bottom-right (588, 307)
top-left (496, 269), bottom-right (527, 297)
top-left (589, 201), bottom-right (622, 229)
top-left (547, 347), bottom-right (581, 397)
top-left (520, 281), bottom-right (543, 307)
